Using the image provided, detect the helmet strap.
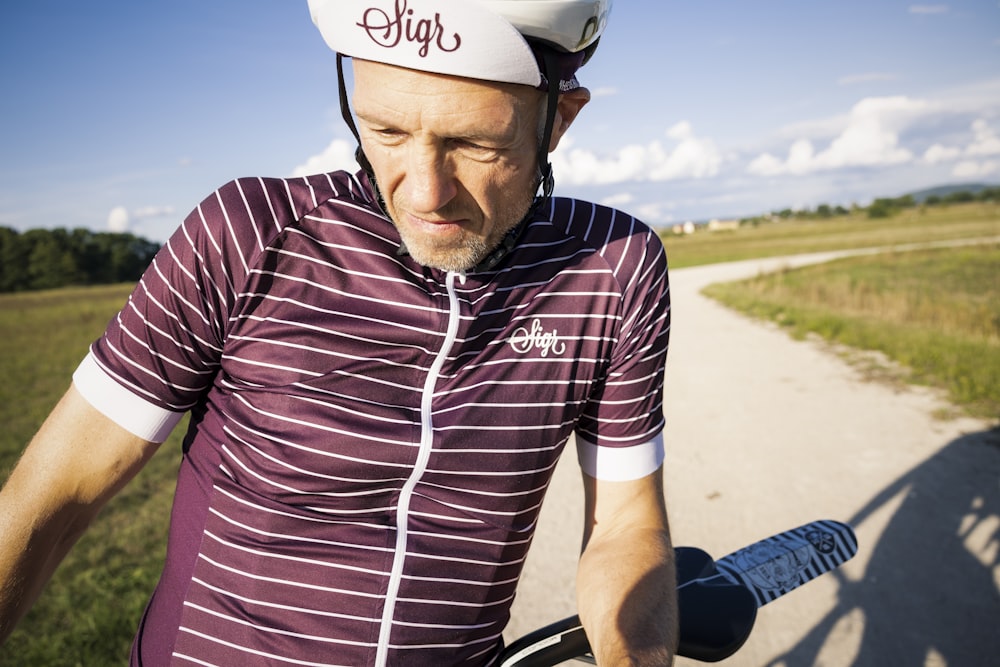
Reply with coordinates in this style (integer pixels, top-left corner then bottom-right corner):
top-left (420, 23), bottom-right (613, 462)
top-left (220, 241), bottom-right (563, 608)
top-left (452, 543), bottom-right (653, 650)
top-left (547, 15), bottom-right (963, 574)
top-left (537, 49), bottom-right (561, 201)
top-left (337, 54), bottom-right (376, 178)
top-left (337, 54), bottom-right (391, 215)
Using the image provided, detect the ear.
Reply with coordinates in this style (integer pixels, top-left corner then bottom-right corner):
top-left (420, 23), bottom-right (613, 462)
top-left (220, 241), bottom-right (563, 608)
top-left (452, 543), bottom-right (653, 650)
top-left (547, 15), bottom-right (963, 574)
top-left (548, 87), bottom-right (591, 152)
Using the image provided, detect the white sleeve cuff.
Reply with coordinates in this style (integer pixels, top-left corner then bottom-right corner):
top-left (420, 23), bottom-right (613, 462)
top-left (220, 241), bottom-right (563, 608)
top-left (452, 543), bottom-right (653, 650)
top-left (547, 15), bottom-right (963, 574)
top-left (72, 351), bottom-right (183, 443)
top-left (576, 433), bottom-right (665, 481)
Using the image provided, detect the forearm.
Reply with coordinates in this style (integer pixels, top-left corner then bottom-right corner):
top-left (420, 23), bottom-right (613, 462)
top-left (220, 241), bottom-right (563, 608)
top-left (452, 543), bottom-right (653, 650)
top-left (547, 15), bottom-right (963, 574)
top-left (0, 496), bottom-right (97, 642)
top-left (0, 386), bottom-right (158, 643)
top-left (577, 525), bottom-right (678, 665)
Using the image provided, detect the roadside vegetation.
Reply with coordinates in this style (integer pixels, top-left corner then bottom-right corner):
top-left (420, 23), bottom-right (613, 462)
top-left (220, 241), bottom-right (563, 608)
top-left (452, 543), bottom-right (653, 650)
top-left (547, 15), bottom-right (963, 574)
top-left (0, 196), bottom-right (997, 663)
top-left (661, 197), bottom-right (999, 268)
top-left (703, 244), bottom-right (999, 420)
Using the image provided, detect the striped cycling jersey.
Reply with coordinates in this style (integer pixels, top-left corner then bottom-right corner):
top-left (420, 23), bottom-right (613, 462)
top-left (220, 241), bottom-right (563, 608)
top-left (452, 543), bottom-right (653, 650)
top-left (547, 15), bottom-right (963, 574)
top-left (74, 170), bottom-right (671, 666)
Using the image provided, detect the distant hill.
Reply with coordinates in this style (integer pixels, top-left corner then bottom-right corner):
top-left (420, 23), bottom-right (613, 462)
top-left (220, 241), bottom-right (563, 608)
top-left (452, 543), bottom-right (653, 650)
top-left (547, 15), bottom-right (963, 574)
top-left (905, 183), bottom-right (998, 203)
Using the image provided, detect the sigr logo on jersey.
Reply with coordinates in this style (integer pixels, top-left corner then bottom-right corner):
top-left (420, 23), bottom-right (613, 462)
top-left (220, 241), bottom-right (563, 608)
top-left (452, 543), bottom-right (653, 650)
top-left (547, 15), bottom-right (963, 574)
top-left (509, 319), bottom-right (567, 357)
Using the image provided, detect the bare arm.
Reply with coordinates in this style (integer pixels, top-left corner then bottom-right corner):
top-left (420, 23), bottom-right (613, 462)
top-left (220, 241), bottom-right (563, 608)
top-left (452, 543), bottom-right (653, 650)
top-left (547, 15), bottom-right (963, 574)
top-left (577, 467), bottom-right (678, 666)
top-left (0, 385), bottom-right (159, 642)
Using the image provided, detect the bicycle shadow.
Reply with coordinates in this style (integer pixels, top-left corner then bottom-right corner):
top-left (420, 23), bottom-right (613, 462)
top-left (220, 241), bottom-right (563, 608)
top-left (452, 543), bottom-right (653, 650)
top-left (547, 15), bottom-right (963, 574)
top-left (765, 427), bottom-right (1000, 667)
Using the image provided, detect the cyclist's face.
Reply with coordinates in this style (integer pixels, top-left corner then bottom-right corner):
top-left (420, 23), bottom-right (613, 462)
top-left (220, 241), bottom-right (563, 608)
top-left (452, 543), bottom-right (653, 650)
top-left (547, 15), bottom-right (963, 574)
top-left (352, 60), bottom-right (546, 272)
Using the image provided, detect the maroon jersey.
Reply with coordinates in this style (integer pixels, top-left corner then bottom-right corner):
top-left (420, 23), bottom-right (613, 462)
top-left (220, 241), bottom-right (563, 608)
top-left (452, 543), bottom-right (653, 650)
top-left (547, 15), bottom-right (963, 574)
top-left (73, 170), bottom-right (671, 666)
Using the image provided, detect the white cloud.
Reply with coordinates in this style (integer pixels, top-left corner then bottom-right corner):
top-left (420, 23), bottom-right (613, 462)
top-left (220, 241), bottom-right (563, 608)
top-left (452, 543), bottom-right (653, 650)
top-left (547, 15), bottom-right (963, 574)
top-left (953, 160), bottom-right (998, 178)
top-left (747, 96), bottom-right (928, 176)
top-left (942, 120), bottom-right (1000, 178)
top-left (966, 119), bottom-right (1000, 156)
top-left (589, 86), bottom-right (618, 98)
top-left (292, 138), bottom-right (358, 178)
top-left (107, 206), bottom-right (129, 233)
top-left (909, 4), bottom-right (950, 14)
top-left (838, 72), bottom-right (897, 86)
top-left (132, 205), bottom-right (175, 220)
top-left (634, 202), bottom-right (675, 225)
top-left (921, 119), bottom-right (1000, 169)
top-left (106, 205), bottom-right (175, 233)
top-left (745, 153), bottom-right (784, 177)
top-left (551, 122), bottom-right (724, 186)
top-left (923, 143), bottom-right (963, 164)
top-left (600, 192), bottom-right (634, 207)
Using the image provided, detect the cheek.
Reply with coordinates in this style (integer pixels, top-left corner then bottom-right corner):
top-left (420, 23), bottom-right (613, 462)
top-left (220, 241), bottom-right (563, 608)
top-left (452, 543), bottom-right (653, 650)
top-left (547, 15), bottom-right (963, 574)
top-left (468, 161), bottom-right (536, 213)
top-left (363, 143), bottom-right (401, 187)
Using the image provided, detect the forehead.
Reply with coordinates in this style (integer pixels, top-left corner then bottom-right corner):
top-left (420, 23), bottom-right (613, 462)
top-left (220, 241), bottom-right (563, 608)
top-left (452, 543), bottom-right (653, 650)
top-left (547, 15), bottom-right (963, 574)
top-left (351, 59), bottom-right (541, 132)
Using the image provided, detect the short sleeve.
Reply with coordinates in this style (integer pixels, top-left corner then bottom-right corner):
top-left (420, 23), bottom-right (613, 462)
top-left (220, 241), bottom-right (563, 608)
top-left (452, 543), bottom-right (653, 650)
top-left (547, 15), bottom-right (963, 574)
top-left (572, 207), bottom-right (671, 480)
top-left (79, 172), bottom-right (369, 440)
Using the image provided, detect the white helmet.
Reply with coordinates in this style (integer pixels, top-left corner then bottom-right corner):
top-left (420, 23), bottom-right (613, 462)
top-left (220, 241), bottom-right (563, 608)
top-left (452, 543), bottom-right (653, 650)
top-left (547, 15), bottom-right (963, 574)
top-left (307, 0), bottom-right (612, 88)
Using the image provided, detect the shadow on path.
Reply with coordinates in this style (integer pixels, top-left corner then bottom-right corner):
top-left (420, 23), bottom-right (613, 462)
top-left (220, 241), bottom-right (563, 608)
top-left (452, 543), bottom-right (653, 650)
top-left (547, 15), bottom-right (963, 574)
top-left (767, 428), bottom-right (1000, 666)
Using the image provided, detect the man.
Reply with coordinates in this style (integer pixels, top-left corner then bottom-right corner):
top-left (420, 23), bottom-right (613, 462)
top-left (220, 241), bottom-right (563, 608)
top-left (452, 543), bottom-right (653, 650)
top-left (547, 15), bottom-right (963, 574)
top-left (0, 1), bottom-right (678, 664)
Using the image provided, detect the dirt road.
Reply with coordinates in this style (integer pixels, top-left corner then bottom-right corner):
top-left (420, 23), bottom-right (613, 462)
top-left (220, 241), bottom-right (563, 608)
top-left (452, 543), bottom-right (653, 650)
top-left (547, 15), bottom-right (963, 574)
top-left (506, 250), bottom-right (998, 666)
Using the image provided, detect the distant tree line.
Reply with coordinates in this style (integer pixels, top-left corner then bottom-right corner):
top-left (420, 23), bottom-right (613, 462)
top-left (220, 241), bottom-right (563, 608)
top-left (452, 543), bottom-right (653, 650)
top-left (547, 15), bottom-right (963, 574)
top-left (738, 185), bottom-right (1000, 226)
top-left (0, 227), bottom-right (161, 293)
top-left (867, 186), bottom-right (1000, 218)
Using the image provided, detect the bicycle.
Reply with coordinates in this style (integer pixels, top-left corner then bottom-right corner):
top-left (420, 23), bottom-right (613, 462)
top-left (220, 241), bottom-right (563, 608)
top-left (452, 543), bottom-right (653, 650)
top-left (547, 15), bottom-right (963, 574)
top-left (500, 520), bottom-right (858, 665)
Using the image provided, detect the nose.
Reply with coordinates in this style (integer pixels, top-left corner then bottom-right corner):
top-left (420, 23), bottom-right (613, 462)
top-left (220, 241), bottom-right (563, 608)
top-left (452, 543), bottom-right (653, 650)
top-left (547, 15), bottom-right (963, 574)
top-left (404, 142), bottom-right (457, 215)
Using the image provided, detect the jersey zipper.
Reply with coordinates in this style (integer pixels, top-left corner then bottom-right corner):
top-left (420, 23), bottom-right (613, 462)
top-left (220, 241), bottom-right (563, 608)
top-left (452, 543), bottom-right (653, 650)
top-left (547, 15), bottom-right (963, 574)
top-left (374, 271), bottom-right (465, 666)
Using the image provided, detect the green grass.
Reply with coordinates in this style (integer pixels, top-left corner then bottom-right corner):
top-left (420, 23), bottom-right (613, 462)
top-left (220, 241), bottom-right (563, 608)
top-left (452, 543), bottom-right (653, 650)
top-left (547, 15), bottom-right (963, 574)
top-left (661, 201), bottom-right (1000, 268)
top-left (0, 285), bottom-right (185, 666)
top-left (703, 244), bottom-right (1000, 420)
top-left (0, 202), bottom-right (996, 662)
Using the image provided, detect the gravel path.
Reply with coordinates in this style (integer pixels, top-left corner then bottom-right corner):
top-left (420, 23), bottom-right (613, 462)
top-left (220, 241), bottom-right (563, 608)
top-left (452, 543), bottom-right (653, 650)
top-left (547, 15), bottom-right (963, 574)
top-left (505, 249), bottom-right (998, 666)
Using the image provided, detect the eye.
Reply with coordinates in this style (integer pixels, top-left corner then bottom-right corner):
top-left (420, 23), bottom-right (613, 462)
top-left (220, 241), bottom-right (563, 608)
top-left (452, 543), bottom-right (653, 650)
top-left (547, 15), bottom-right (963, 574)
top-left (450, 138), bottom-right (501, 159)
top-left (368, 127), bottom-right (407, 146)
top-left (452, 138), bottom-right (486, 150)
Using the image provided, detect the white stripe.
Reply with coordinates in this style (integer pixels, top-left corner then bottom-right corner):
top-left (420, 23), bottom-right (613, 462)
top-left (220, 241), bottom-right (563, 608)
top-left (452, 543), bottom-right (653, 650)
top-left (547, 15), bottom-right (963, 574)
top-left (401, 571), bottom-right (522, 587)
top-left (176, 622), bottom-right (358, 666)
top-left (220, 445), bottom-right (398, 505)
top-left (407, 492), bottom-right (545, 521)
top-left (576, 433), bottom-right (665, 481)
top-left (207, 505), bottom-right (393, 550)
top-left (245, 265), bottom-right (440, 314)
top-left (224, 331), bottom-right (430, 374)
top-left (171, 653), bottom-right (220, 667)
top-left (197, 197), bottom-right (236, 294)
top-left (105, 333), bottom-right (207, 395)
top-left (216, 187), bottom-right (250, 276)
top-left (221, 435), bottom-right (403, 488)
top-left (190, 576), bottom-right (381, 624)
top-left (234, 179), bottom-right (266, 255)
top-left (183, 600), bottom-right (366, 646)
top-left (255, 176), bottom-right (284, 237)
top-left (202, 530), bottom-right (388, 577)
top-left (226, 393), bottom-right (417, 449)
top-left (197, 552), bottom-right (386, 599)
top-left (395, 593), bottom-right (515, 608)
top-left (213, 484), bottom-right (393, 531)
top-left (223, 418), bottom-right (413, 466)
top-left (72, 352), bottom-right (182, 442)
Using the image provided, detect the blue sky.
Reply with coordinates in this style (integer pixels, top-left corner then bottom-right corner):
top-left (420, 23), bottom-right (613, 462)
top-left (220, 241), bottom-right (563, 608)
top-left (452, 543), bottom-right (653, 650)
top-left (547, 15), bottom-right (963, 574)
top-left (2, 1), bottom-right (998, 241)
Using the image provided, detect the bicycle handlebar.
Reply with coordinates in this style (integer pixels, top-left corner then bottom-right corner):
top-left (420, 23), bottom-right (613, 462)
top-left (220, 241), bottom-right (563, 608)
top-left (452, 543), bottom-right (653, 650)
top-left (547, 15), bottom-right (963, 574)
top-left (500, 520), bottom-right (857, 666)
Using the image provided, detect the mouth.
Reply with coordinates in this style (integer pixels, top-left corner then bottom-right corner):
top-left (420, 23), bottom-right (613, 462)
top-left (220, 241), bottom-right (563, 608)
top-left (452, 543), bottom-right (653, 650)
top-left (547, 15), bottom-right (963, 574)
top-left (403, 213), bottom-right (470, 235)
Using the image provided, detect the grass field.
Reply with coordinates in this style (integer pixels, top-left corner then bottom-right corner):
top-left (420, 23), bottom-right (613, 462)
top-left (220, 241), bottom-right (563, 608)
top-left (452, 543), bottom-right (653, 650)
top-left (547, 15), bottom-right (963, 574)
top-left (703, 244), bottom-right (1000, 420)
top-left (0, 285), bottom-right (185, 665)
top-left (661, 201), bottom-right (1000, 268)
top-left (0, 202), bottom-right (997, 663)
